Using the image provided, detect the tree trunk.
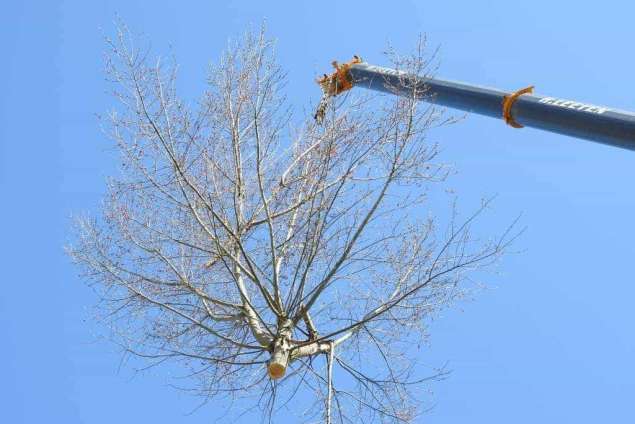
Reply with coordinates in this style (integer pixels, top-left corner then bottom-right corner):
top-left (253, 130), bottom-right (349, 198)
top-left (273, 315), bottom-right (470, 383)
top-left (268, 319), bottom-right (293, 379)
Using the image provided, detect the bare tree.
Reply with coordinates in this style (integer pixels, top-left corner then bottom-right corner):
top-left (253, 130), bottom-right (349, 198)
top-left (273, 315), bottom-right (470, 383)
top-left (69, 24), bottom-right (516, 423)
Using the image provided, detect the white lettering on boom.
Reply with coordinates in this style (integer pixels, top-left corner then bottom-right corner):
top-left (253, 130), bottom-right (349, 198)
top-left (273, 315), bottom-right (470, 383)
top-left (539, 97), bottom-right (608, 114)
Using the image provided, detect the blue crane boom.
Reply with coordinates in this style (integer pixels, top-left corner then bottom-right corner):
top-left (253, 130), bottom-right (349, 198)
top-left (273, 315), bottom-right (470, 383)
top-left (316, 58), bottom-right (635, 150)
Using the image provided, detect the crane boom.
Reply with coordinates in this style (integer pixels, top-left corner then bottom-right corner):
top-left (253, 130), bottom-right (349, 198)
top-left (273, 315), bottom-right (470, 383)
top-left (316, 58), bottom-right (635, 150)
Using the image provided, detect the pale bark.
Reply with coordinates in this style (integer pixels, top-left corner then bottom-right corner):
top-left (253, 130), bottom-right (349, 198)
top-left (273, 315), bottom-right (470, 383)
top-left (69, 26), bottom-right (514, 423)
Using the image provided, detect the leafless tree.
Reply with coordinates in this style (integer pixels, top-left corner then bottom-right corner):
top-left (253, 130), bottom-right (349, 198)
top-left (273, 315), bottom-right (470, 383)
top-left (69, 24), bottom-right (516, 423)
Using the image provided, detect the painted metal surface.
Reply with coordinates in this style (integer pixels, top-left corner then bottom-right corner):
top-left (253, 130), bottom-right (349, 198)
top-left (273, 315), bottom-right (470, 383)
top-left (349, 63), bottom-right (635, 150)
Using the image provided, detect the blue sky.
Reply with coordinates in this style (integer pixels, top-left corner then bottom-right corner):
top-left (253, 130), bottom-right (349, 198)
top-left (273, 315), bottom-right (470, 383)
top-left (1, 1), bottom-right (634, 422)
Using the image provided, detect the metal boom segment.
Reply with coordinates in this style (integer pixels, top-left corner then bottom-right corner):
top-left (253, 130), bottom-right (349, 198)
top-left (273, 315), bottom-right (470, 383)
top-left (317, 58), bottom-right (635, 151)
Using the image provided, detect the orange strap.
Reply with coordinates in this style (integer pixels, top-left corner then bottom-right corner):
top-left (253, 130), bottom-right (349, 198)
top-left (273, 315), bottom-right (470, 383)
top-left (334, 61), bottom-right (354, 92)
top-left (316, 56), bottom-right (362, 97)
top-left (502, 85), bottom-right (534, 128)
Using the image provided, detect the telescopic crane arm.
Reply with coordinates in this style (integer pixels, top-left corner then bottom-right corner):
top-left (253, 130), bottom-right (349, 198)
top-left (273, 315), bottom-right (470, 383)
top-left (316, 57), bottom-right (635, 151)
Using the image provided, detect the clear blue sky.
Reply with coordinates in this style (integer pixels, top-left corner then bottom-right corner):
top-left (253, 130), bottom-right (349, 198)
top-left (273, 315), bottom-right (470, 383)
top-left (1, 1), bottom-right (634, 422)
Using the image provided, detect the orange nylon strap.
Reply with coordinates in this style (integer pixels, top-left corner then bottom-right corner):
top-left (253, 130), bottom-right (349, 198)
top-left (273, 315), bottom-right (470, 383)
top-left (316, 56), bottom-right (362, 97)
top-left (502, 85), bottom-right (534, 128)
